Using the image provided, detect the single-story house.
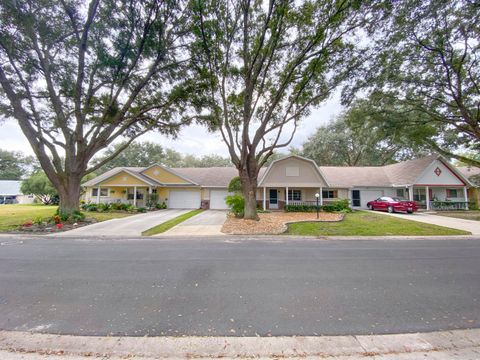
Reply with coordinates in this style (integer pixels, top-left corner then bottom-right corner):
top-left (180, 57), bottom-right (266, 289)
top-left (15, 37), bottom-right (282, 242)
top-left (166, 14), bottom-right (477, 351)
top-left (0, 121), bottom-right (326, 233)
top-left (82, 154), bottom-right (476, 211)
top-left (0, 180), bottom-right (35, 205)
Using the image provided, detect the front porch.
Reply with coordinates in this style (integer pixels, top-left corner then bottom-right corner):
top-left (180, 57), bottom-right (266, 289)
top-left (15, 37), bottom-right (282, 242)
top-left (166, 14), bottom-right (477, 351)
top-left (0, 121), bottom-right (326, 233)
top-left (87, 186), bottom-right (155, 208)
top-left (407, 185), bottom-right (470, 210)
top-left (258, 187), bottom-right (347, 210)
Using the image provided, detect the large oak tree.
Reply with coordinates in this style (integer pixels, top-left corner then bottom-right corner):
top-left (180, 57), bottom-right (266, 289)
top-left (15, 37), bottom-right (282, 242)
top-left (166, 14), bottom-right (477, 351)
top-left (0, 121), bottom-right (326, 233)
top-left (346, 0), bottom-right (480, 167)
top-left (0, 0), bottom-right (193, 215)
top-left (190, 0), bottom-right (371, 219)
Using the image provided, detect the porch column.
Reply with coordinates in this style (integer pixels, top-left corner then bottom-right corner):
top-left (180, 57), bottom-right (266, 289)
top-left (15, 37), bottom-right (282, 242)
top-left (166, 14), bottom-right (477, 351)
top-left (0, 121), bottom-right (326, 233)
top-left (464, 186), bottom-right (469, 210)
top-left (133, 186), bottom-right (137, 207)
top-left (319, 187), bottom-right (323, 206)
top-left (425, 186), bottom-right (430, 210)
top-left (263, 187), bottom-right (266, 210)
top-left (96, 188), bottom-right (100, 203)
top-left (409, 186), bottom-right (414, 201)
top-left (148, 187), bottom-right (152, 195)
top-left (286, 186), bottom-right (289, 206)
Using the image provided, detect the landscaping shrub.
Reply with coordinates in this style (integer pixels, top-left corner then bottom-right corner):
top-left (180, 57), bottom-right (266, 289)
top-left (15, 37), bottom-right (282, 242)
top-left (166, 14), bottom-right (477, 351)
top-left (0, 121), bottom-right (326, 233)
top-left (146, 193), bottom-right (159, 208)
top-left (97, 203), bottom-right (111, 212)
top-left (137, 207), bottom-right (147, 213)
top-left (72, 210), bottom-right (85, 222)
top-left (285, 199), bottom-right (351, 212)
top-left (125, 204), bottom-right (136, 212)
top-left (33, 216), bottom-right (44, 225)
top-left (285, 204), bottom-right (318, 212)
top-left (225, 194), bottom-right (245, 217)
top-left (156, 202), bottom-right (167, 210)
top-left (84, 203), bottom-right (98, 212)
top-left (322, 199), bottom-right (351, 212)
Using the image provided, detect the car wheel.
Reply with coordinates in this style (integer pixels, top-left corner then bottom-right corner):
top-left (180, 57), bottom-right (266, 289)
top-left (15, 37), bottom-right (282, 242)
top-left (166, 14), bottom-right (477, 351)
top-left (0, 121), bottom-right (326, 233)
top-left (407, 210), bottom-right (413, 214)
top-left (368, 204), bottom-right (373, 210)
top-left (387, 206), bottom-right (394, 213)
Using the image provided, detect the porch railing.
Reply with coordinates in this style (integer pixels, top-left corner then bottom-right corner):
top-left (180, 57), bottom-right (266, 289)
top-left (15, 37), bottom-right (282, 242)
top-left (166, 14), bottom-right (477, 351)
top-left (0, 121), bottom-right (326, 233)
top-left (429, 201), bottom-right (472, 211)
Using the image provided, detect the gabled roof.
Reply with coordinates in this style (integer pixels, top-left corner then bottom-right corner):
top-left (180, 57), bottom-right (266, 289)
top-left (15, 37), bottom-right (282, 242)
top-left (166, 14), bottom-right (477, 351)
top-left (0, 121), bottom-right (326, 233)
top-left (0, 180), bottom-right (22, 196)
top-left (82, 167), bottom-right (158, 187)
top-left (382, 154), bottom-right (439, 186)
top-left (258, 155), bottom-right (330, 187)
top-left (141, 163), bottom-right (199, 185)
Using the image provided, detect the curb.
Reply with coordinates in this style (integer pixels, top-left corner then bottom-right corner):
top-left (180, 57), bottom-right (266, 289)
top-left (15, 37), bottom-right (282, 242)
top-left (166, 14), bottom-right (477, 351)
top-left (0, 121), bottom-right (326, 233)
top-left (2, 233), bottom-right (480, 242)
top-left (1, 329), bottom-right (479, 359)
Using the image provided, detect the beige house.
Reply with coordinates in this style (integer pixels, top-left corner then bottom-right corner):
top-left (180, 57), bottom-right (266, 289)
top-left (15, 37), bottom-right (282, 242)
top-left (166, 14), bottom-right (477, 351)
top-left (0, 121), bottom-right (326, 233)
top-left (82, 154), bottom-right (476, 210)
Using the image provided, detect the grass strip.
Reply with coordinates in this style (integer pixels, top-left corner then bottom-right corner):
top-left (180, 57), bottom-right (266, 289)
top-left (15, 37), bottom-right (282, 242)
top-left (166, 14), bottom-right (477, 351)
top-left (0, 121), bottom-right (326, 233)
top-left (142, 209), bottom-right (203, 236)
top-left (286, 210), bottom-right (470, 236)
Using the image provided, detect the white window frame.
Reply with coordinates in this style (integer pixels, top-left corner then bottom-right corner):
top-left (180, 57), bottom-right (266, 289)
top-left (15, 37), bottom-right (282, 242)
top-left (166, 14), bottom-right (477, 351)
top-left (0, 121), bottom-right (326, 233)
top-left (287, 189), bottom-right (302, 201)
top-left (322, 190), bottom-right (337, 199)
top-left (93, 187), bottom-right (109, 197)
top-left (446, 188), bottom-right (458, 198)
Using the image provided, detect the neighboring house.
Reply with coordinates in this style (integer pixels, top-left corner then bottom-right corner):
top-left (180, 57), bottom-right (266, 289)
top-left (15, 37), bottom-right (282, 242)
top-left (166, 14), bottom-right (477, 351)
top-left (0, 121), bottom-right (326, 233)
top-left (457, 166), bottom-right (480, 207)
top-left (82, 154), bottom-right (476, 210)
top-left (0, 180), bottom-right (35, 205)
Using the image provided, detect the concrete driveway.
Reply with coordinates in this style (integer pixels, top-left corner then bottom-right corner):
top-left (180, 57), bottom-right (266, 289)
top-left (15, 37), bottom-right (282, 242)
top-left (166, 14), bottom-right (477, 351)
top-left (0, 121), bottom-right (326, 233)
top-left (377, 211), bottom-right (480, 235)
top-left (161, 210), bottom-right (227, 236)
top-left (55, 209), bottom-right (189, 237)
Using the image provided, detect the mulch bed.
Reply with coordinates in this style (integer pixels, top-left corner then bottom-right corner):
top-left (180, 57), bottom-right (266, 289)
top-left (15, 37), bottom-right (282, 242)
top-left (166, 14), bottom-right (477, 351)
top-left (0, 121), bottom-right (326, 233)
top-left (221, 212), bottom-right (344, 235)
top-left (13, 218), bottom-right (98, 234)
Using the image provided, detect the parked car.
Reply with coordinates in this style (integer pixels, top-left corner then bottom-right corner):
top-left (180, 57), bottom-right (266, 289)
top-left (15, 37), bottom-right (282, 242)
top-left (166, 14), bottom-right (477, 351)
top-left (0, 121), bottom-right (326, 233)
top-left (367, 197), bottom-right (417, 214)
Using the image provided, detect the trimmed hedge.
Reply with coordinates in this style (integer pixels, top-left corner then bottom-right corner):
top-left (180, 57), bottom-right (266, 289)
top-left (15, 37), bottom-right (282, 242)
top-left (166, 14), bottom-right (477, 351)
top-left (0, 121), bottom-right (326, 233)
top-left (285, 199), bottom-right (351, 213)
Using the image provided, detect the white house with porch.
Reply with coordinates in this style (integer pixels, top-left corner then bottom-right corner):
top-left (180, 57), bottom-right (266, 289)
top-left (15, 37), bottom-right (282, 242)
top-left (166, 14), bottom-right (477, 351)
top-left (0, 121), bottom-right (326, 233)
top-left (257, 155), bottom-right (474, 211)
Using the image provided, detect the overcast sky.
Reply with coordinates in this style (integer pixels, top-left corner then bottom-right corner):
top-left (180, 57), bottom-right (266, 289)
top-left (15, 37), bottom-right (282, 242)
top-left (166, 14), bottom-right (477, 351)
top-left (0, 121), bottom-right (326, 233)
top-left (0, 93), bottom-right (343, 158)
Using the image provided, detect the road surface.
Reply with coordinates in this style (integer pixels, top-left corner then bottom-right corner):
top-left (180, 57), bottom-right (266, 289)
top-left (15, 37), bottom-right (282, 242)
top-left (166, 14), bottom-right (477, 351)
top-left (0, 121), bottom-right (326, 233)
top-left (0, 236), bottom-right (479, 336)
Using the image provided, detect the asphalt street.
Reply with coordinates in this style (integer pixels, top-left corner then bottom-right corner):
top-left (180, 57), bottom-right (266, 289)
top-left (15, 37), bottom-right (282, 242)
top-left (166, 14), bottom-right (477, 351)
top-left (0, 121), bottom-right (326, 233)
top-left (0, 236), bottom-right (479, 337)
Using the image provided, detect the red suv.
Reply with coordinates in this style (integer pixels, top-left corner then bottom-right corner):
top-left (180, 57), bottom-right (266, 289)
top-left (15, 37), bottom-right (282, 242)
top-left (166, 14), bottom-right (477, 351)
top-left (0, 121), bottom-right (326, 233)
top-left (367, 197), bottom-right (417, 214)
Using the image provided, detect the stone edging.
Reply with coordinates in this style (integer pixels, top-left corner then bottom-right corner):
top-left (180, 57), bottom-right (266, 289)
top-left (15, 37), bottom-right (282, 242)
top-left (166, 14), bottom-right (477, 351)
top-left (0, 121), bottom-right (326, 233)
top-left (0, 329), bottom-right (479, 359)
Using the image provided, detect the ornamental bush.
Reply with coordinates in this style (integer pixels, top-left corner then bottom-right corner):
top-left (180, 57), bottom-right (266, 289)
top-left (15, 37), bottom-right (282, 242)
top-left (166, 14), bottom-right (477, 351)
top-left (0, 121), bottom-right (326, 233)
top-left (225, 194), bottom-right (245, 217)
top-left (284, 204), bottom-right (318, 212)
top-left (322, 199), bottom-right (351, 212)
top-left (284, 199), bottom-right (351, 212)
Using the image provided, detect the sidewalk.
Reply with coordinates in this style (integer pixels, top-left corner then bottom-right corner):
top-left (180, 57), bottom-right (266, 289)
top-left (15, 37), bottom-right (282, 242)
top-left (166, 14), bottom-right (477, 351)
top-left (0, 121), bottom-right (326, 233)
top-left (1, 329), bottom-right (479, 359)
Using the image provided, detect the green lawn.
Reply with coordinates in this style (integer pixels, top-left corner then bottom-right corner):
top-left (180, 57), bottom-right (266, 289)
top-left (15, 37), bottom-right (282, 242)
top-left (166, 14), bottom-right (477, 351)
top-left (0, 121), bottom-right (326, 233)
top-left (142, 209), bottom-right (203, 236)
top-left (286, 211), bottom-right (470, 236)
top-left (435, 211), bottom-right (480, 222)
top-left (0, 204), bottom-right (132, 231)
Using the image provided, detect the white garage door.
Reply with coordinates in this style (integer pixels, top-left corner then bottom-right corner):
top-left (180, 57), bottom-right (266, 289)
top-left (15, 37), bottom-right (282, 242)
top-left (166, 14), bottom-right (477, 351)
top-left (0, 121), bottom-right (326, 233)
top-left (360, 190), bottom-right (384, 208)
top-left (210, 190), bottom-right (231, 210)
top-left (168, 190), bottom-right (201, 209)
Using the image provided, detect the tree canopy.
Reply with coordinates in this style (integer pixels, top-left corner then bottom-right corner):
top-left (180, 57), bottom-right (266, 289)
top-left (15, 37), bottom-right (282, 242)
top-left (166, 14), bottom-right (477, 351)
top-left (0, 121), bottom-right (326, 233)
top-left (302, 101), bottom-right (431, 166)
top-left (21, 171), bottom-right (58, 205)
top-left (0, 0), bottom-right (195, 215)
top-left (346, 0), bottom-right (480, 167)
top-left (190, 0), bottom-right (372, 218)
top-left (92, 141), bottom-right (232, 173)
top-left (0, 149), bottom-right (39, 180)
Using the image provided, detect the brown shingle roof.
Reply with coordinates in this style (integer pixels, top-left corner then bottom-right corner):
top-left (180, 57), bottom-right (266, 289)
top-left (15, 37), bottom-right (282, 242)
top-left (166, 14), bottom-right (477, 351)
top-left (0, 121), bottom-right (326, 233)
top-left (382, 155), bottom-right (438, 185)
top-left (84, 155), bottom-right (470, 189)
top-left (319, 166), bottom-right (391, 187)
top-left (457, 166), bottom-right (480, 179)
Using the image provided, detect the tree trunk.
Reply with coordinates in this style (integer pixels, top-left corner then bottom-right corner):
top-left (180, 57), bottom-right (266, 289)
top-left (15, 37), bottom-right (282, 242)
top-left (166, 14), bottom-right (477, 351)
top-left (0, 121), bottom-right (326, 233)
top-left (241, 174), bottom-right (259, 220)
top-left (57, 176), bottom-right (82, 216)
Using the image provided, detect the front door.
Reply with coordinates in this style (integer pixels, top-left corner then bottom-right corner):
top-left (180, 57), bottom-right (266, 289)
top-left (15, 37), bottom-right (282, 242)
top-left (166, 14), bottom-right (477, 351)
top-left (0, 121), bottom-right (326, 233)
top-left (352, 190), bottom-right (361, 207)
top-left (269, 189), bottom-right (278, 209)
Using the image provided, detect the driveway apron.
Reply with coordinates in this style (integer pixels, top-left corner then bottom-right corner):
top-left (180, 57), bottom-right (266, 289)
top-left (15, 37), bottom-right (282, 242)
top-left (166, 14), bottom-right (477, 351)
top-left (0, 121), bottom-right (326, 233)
top-left (53, 209), bottom-right (189, 237)
top-left (376, 211), bottom-right (480, 235)
top-left (160, 210), bottom-right (227, 236)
